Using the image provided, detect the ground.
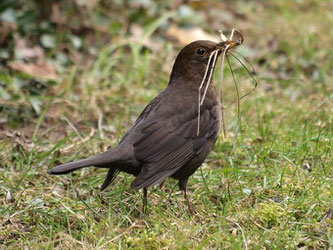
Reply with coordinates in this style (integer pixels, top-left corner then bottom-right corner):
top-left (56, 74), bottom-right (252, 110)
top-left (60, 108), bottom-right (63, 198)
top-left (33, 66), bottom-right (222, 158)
top-left (0, 0), bottom-right (332, 249)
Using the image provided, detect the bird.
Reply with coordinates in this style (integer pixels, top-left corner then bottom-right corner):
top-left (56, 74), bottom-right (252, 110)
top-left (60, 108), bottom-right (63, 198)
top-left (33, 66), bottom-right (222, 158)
top-left (48, 39), bottom-right (239, 212)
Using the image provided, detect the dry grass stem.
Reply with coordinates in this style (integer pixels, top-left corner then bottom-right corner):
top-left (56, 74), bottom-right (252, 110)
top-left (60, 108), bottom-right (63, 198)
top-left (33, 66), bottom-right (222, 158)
top-left (197, 49), bottom-right (219, 136)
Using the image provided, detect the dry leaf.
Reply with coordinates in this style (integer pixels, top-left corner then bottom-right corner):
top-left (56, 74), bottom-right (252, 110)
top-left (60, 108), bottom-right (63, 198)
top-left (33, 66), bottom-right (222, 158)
top-left (6, 131), bottom-right (35, 151)
top-left (0, 22), bottom-right (17, 45)
top-left (15, 39), bottom-right (45, 62)
top-left (6, 190), bottom-right (13, 203)
top-left (9, 38), bottom-right (57, 80)
top-left (129, 24), bottom-right (163, 51)
top-left (167, 24), bottom-right (218, 45)
top-left (9, 61), bottom-right (57, 80)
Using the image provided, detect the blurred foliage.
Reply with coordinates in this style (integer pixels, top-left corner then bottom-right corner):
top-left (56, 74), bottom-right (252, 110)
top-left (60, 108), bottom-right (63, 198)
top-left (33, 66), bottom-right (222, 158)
top-left (0, 0), bottom-right (216, 123)
top-left (1, 0), bottom-right (331, 120)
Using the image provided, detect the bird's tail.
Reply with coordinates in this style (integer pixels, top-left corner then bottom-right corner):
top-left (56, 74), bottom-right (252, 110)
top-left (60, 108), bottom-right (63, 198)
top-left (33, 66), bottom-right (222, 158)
top-left (48, 149), bottom-right (118, 175)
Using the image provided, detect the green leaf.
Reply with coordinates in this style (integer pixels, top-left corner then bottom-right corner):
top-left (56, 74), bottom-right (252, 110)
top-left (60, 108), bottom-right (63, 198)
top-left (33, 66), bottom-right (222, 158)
top-left (40, 34), bottom-right (56, 49)
top-left (0, 8), bottom-right (16, 23)
top-left (28, 96), bottom-right (42, 114)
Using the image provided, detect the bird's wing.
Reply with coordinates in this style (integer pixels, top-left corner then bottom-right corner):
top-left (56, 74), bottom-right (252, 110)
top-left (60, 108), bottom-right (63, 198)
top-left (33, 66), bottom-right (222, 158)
top-left (130, 98), bottom-right (219, 189)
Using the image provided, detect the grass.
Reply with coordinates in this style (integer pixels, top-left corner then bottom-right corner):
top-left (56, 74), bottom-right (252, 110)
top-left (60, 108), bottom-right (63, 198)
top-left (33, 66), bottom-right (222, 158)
top-left (1, 0), bottom-right (332, 249)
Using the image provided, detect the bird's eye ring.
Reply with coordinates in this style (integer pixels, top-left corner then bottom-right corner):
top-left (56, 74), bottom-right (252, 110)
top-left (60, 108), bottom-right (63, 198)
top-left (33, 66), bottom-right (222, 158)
top-left (196, 47), bottom-right (206, 55)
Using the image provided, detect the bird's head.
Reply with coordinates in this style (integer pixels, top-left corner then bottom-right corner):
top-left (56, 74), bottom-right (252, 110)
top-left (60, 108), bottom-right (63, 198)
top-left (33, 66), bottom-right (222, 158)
top-left (169, 34), bottom-right (243, 86)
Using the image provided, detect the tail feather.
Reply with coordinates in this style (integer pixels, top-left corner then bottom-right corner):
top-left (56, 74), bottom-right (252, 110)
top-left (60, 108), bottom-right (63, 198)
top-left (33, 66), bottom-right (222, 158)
top-left (100, 169), bottom-right (119, 191)
top-left (48, 149), bottom-right (118, 175)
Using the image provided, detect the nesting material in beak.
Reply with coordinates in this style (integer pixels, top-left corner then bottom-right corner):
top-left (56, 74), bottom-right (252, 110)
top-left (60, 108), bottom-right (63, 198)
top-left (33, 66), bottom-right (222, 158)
top-left (217, 29), bottom-right (244, 50)
top-left (197, 29), bottom-right (245, 137)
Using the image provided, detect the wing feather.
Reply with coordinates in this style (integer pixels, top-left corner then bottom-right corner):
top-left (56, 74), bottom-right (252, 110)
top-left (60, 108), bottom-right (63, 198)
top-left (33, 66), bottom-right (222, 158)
top-left (131, 140), bottom-right (194, 189)
top-left (131, 90), bottom-right (220, 189)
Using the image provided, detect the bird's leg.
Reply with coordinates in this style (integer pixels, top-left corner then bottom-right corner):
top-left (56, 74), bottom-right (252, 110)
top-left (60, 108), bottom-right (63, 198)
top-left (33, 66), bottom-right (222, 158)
top-left (182, 189), bottom-right (194, 216)
top-left (143, 187), bottom-right (148, 214)
top-left (179, 178), bottom-right (194, 215)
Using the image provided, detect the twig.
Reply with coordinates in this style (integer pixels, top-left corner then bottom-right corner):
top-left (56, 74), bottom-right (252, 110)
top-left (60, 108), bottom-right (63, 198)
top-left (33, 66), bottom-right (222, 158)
top-left (200, 50), bottom-right (219, 106)
top-left (61, 128), bottom-right (95, 153)
top-left (62, 116), bottom-right (83, 139)
top-left (225, 218), bottom-right (248, 250)
top-left (249, 218), bottom-right (268, 231)
top-left (98, 113), bottom-right (104, 139)
top-left (226, 55), bottom-right (240, 118)
top-left (197, 50), bottom-right (219, 136)
top-left (219, 44), bottom-right (230, 138)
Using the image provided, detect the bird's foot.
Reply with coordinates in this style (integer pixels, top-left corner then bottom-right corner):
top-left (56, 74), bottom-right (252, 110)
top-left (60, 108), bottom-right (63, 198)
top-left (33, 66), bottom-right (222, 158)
top-left (183, 190), bottom-right (195, 216)
top-left (142, 187), bottom-right (148, 214)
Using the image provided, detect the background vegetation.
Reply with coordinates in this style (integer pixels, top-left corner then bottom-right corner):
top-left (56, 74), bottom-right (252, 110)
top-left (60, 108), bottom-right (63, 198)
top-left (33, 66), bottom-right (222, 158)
top-left (0, 0), bottom-right (332, 248)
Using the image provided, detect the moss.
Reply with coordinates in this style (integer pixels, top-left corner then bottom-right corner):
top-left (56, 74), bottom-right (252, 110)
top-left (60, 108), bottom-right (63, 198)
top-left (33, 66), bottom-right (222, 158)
top-left (252, 202), bottom-right (288, 228)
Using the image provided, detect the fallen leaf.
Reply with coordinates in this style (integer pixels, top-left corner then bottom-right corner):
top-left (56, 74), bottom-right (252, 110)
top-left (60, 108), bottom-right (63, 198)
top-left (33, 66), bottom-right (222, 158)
top-left (0, 21), bottom-right (17, 45)
top-left (301, 163), bottom-right (312, 172)
top-left (14, 39), bottom-right (45, 62)
top-left (9, 61), bottom-right (57, 80)
top-left (6, 131), bottom-right (35, 151)
top-left (167, 24), bottom-right (218, 45)
top-left (40, 34), bottom-right (56, 49)
top-left (129, 24), bottom-right (163, 51)
top-left (6, 190), bottom-right (14, 203)
top-left (29, 198), bottom-right (45, 208)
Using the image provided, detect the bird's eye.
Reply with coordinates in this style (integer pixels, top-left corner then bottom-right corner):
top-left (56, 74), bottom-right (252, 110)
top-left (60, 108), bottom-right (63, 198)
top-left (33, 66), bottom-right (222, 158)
top-left (196, 47), bottom-right (206, 55)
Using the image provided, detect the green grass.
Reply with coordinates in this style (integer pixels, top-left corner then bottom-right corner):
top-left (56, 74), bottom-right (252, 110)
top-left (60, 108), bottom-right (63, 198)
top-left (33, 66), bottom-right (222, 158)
top-left (1, 0), bottom-right (332, 249)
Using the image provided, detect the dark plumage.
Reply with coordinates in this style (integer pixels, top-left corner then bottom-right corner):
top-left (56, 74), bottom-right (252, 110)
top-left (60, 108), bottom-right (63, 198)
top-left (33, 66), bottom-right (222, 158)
top-left (49, 40), bottom-right (226, 210)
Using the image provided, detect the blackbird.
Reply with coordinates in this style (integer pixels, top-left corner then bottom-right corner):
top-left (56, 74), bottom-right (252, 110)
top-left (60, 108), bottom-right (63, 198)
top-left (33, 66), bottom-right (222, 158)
top-left (48, 39), bottom-right (238, 210)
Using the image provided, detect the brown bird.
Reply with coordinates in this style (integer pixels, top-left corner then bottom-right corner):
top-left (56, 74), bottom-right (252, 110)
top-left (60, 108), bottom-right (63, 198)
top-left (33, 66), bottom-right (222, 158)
top-left (48, 39), bottom-right (240, 211)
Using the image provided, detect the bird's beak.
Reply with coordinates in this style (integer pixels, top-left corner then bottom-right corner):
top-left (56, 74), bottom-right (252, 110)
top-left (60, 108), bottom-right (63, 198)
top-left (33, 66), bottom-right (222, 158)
top-left (217, 41), bottom-right (227, 48)
top-left (217, 29), bottom-right (244, 50)
top-left (217, 40), bottom-right (241, 50)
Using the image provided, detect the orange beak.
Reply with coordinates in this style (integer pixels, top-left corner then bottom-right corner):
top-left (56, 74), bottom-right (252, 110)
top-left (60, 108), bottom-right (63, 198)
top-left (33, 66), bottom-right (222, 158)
top-left (217, 40), bottom-right (240, 50)
top-left (217, 29), bottom-right (244, 50)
